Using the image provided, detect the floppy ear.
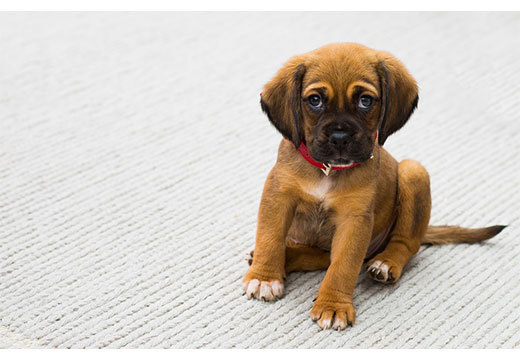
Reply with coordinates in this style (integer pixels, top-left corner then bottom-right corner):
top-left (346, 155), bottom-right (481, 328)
top-left (376, 51), bottom-right (419, 145)
top-left (260, 56), bottom-right (306, 148)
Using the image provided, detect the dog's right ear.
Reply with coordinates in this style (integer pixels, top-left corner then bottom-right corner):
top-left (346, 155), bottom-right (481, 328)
top-left (375, 51), bottom-right (419, 145)
top-left (260, 56), bottom-right (306, 148)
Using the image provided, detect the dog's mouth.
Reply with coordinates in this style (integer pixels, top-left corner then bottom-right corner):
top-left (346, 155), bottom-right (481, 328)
top-left (321, 152), bottom-right (374, 166)
top-left (328, 159), bottom-right (356, 167)
top-left (310, 150), bottom-right (371, 166)
top-left (308, 137), bottom-right (374, 166)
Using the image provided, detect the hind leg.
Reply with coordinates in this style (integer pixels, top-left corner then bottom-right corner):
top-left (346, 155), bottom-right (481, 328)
top-left (366, 159), bottom-right (431, 284)
top-left (246, 244), bottom-right (330, 274)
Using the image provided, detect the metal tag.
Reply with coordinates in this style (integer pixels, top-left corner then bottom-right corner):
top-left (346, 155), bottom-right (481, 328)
top-left (321, 163), bottom-right (332, 176)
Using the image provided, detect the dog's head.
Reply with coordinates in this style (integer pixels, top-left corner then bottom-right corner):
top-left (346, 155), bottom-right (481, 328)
top-left (260, 43), bottom-right (418, 166)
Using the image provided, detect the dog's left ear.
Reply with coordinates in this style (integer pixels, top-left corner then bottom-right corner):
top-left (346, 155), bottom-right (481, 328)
top-left (376, 51), bottom-right (419, 145)
top-left (260, 56), bottom-right (306, 148)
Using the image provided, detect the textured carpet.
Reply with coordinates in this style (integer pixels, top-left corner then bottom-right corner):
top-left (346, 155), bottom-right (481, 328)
top-left (0, 12), bottom-right (519, 348)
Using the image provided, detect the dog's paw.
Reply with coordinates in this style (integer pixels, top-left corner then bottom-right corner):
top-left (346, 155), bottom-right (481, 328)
top-left (366, 258), bottom-right (401, 284)
top-left (242, 278), bottom-right (284, 301)
top-left (242, 267), bottom-right (284, 301)
top-left (245, 250), bottom-right (254, 266)
top-left (310, 298), bottom-right (356, 330)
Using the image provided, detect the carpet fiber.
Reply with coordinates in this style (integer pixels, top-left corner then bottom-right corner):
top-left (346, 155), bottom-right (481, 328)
top-left (0, 12), bottom-right (519, 348)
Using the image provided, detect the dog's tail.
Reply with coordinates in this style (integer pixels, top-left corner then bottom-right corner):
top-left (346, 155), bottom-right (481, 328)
top-left (421, 225), bottom-right (507, 245)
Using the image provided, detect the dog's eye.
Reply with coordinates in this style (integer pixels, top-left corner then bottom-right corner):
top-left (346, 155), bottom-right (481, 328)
top-left (307, 94), bottom-right (323, 109)
top-left (358, 95), bottom-right (374, 109)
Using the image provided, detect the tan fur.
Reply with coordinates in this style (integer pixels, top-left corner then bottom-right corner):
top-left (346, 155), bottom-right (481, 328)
top-left (243, 43), bottom-right (505, 331)
top-left (423, 225), bottom-right (506, 245)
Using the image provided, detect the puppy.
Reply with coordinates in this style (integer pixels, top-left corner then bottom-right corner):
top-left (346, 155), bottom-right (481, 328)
top-left (242, 43), bottom-right (506, 330)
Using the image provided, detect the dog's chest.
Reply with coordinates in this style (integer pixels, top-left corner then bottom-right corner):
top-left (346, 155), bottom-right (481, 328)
top-left (289, 177), bottom-right (337, 249)
top-left (304, 177), bottom-right (334, 205)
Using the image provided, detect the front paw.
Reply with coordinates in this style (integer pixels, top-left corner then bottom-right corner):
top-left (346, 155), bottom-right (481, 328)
top-left (242, 268), bottom-right (284, 301)
top-left (310, 296), bottom-right (356, 330)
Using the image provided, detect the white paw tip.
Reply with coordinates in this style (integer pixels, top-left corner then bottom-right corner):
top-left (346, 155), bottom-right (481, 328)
top-left (371, 260), bottom-right (382, 268)
top-left (319, 318), bottom-right (332, 329)
top-left (259, 281), bottom-right (274, 301)
top-left (333, 319), bottom-right (346, 330)
top-left (245, 279), bottom-right (260, 298)
top-left (271, 281), bottom-right (284, 297)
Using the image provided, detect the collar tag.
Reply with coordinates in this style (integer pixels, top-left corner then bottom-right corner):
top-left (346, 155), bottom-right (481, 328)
top-left (321, 163), bottom-right (332, 176)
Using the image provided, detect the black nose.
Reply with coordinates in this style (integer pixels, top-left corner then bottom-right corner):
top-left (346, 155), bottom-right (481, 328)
top-left (329, 131), bottom-right (349, 150)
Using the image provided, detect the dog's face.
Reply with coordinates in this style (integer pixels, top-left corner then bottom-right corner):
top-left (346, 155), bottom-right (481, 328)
top-left (260, 43), bottom-right (419, 165)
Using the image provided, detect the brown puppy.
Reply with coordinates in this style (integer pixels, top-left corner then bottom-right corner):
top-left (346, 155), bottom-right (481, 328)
top-left (243, 43), bottom-right (505, 330)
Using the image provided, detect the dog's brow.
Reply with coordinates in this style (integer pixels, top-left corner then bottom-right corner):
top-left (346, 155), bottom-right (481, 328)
top-left (305, 79), bottom-right (324, 86)
top-left (360, 78), bottom-right (376, 86)
top-left (303, 82), bottom-right (333, 98)
top-left (347, 81), bottom-right (379, 99)
top-left (304, 86), bottom-right (327, 94)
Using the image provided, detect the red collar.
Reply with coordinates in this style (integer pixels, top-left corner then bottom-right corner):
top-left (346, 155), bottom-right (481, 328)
top-left (297, 142), bottom-right (359, 176)
top-left (297, 131), bottom-right (378, 176)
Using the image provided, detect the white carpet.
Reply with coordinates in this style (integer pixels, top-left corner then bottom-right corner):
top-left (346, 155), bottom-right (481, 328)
top-left (0, 12), bottom-right (519, 348)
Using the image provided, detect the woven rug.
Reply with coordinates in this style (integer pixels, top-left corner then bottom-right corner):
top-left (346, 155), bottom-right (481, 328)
top-left (0, 12), bottom-right (519, 348)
